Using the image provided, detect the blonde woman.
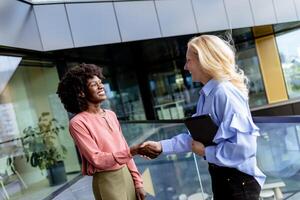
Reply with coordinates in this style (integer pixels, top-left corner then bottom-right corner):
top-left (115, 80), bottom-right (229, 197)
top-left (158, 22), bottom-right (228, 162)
top-left (141, 35), bottom-right (266, 200)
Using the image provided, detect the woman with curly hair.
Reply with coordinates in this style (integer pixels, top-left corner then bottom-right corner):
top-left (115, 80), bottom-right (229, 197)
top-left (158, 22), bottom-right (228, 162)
top-left (57, 63), bottom-right (145, 200)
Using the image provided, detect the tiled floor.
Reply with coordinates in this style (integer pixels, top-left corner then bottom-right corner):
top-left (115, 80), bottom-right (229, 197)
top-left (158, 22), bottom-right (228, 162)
top-left (53, 176), bottom-right (94, 200)
top-left (2, 174), bottom-right (300, 200)
top-left (0, 174), bottom-right (79, 200)
top-left (52, 176), bottom-right (300, 200)
top-left (53, 177), bottom-right (300, 200)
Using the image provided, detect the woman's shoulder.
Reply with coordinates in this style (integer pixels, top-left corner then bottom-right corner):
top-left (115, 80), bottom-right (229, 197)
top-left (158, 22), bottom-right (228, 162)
top-left (69, 112), bottom-right (89, 125)
top-left (104, 109), bottom-right (119, 120)
top-left (214, 81), bottom-right (247, 99)
top-left (211, 81), bottom-right (230, 98)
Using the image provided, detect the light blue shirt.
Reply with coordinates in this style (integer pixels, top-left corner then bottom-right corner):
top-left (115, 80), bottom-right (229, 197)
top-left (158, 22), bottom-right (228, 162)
top-left (161, 79), bottom-right (266, 187)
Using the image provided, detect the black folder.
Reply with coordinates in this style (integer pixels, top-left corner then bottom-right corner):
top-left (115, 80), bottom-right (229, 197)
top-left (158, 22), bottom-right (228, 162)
top-left (184, 114), bottom-right (218, 147)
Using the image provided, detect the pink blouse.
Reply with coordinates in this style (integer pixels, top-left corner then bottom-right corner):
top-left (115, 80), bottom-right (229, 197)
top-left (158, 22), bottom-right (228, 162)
top-left (69, 109), bottom-right (143, 188)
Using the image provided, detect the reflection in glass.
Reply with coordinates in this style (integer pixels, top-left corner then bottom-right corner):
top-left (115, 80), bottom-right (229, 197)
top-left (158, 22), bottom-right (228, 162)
top-left (235, 39), bottom-right (267, 107)
top-left (276, 28), bottom-right (300, 98)
top-left (148, 63), bottom-right (189, 120)
top-left (0, 61), bottom-right (81, 200)
top-left (0, 56), bottom-right (21, 95)
top-left (119, 118), bottom-right (300, 199)
top-left (256, 122), bottom-right (300, 193)
top-left (121, 122), bottom-right (212, 200)
top-left (103, 70), bottom-right (146, 121)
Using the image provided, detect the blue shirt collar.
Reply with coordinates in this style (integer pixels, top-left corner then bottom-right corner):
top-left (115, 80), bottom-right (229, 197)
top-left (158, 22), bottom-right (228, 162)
top-left (200, 79), bottom-right (219, 96)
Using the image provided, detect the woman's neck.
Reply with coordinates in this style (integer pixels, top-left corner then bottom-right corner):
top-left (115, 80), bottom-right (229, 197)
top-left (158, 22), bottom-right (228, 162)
top-left (86, 103), bottom-right (102, 114)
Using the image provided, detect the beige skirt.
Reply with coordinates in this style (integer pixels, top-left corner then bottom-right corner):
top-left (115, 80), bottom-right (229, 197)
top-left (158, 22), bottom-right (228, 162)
top-left (92, 166), bottom-right (137, 200)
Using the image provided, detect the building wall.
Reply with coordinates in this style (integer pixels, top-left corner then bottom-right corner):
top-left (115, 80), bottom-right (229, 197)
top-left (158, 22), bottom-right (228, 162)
top-left (2, 0), bottom-right (300, 51)
top-left (0, 0), bottom-right (42, 50)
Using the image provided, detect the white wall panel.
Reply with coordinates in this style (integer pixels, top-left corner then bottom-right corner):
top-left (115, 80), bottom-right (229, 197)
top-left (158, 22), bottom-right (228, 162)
top-left (250, 0), bottom-right (276, 26)
top-left (0, 0), bottom-right (42, 50)
top-left (273, 0), bottom-right (298, 23)
top-left (155, 0), bottom-right (197, 37)
top-left (66, 3), bottom-right (121, 47)
top-left (114, 1), bottom-right (161, 42)
top-left (224, 0), bottom-right (254, 29)
top-left (192, 0), bottom-right (229, 33)
top-left (34, 4), bottom-right (74, 51)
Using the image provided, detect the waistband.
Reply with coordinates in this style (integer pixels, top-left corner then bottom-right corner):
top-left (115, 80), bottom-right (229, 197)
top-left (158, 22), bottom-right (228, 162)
top-left (208, 163), bottom-right (254, 179)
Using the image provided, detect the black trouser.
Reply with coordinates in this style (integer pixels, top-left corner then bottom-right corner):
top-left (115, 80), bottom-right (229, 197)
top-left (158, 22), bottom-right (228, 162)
top-left (208, 163), bottom-right (261, 200)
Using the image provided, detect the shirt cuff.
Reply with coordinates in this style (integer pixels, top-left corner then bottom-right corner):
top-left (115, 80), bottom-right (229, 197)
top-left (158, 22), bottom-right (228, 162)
top-left (112, 149), bottom-right (132, 165)
top-left (205, 145), bottom-right (217, 164)
top-left (134, 182), bottom-right (143, 189)
top-left (160, 139), bottom-right (173, 154)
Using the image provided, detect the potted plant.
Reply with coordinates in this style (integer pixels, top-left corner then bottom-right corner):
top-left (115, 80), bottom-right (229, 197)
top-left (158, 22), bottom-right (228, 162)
top-left (22, 112), bottom-right (68, 186)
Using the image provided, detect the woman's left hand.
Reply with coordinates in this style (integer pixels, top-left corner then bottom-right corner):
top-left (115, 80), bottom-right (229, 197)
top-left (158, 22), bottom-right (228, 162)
top-left (136, 187), bottom-right (146, 200)
top-left (192, 140), bottom-right (205, 156)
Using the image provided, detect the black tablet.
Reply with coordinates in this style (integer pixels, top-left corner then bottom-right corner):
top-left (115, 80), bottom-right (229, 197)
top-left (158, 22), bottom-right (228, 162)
top-left (184, 114), bottom-right (218, 147)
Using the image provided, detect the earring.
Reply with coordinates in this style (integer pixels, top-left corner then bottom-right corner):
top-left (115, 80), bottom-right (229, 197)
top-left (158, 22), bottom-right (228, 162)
top-left (79, 92), bottom-right (85, 98)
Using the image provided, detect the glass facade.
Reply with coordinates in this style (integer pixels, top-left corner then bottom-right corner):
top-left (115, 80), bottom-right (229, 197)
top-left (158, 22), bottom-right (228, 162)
top-left (0, 58), bottom-right (81, 200)
top-left (102, 67), bottom-right (146, 121)
top-left (51, 118), bottom-right (300, 200)
top-left (276, 23), bottom-right (300, 99)
top-left (233, 29), bottom-right (267, 107)
top-left (1, 21), bottom-right (300, 199)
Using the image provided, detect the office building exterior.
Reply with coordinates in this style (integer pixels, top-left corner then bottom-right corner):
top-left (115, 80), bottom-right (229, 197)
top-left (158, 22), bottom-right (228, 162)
top-left (1, 0), bottom-right (300, 199)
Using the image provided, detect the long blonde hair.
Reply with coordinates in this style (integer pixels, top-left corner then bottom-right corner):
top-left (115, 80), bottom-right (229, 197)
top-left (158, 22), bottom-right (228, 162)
top-left (188, 35), bottom-right (249, 96)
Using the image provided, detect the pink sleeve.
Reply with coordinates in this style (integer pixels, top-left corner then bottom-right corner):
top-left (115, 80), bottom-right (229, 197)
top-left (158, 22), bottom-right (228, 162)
top-left (127, 159), bottom-right (143, 188)
top-left (113, 114), bottom-right (143, 188)
top-left (113, 112), bottom-right (143, 188)
top-left (69, 120), bottom-right (132, 169)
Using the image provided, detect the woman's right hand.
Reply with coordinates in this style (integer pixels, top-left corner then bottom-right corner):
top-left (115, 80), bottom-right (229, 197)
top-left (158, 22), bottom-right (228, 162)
top-left (139, 141), bottom-right (162, 159)
top-left (129, 144), bottom-right (140, 156)
top-left (136, 187), bottom-right (146, 200)
top-left (130, 141), bottom-right (162, 159)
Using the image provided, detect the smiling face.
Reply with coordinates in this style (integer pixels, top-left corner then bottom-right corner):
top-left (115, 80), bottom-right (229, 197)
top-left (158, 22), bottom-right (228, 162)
top-left (85, 75), bottom-right (107, 105)
top-left (184, 47), bottom-right (211, 84)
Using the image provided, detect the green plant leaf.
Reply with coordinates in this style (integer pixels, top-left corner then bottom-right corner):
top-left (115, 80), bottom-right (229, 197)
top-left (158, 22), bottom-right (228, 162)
top-left (22, 112), bottom-right (68, 171)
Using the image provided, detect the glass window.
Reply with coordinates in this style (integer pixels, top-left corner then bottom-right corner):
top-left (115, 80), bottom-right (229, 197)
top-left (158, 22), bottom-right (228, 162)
top-left (235, 37), bottom-right (267, 107)
top-left (232, 28), bottom-right (268, 107)
top-left (0, 58), bottom-right (81, 199)
top-left (148, 59), bottom-right (203, 120)
top-left (149, 64), bottom-right (186, 120)
top-left (276, 27), bottom-right (300, 99)
top-left (103, 69), bottom-right (146, 121)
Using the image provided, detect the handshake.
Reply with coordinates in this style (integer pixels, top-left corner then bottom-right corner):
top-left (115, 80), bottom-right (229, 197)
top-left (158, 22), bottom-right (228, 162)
top-left (130, 141), bottom-right (162, 159)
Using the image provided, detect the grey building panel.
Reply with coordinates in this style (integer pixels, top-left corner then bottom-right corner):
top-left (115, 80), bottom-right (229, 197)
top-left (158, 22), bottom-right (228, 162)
top-left (224, 0), bottom-right (254, 29)
top-left (250, 0), bottom-right (276, 26)
top-left (1, 0), bottom-right (300, 51)
top-left (114, 1), bottom-right (161, 42)
top-left (0, 0), bottom-right (42, 50)
top-left (273, 0), bottom-right (298, 23)
top-left (15, 6), bottom-right (43, 50)
top-left (155, 0), bottom-right (197, 37)
top-left (66, 3), bottom-right (121, 47)
top-left (295, 0), bottom-right (300, 20)
top-left (34, 4), bottom-right (74, 51)
top-left (192, 0), bottom-right (229, 33)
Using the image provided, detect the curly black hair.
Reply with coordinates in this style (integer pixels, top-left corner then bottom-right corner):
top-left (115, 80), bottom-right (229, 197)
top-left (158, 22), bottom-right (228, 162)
top-left (57, 63), bottom-right (104, 114)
